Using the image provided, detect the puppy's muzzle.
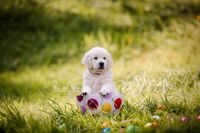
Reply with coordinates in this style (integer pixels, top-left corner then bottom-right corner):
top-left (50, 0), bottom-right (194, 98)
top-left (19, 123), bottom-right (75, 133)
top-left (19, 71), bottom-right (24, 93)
top-left (99, 62), bottom-right (104, 69)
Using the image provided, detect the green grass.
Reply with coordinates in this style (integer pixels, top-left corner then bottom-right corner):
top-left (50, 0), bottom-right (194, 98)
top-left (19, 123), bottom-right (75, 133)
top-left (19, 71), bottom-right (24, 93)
top-left (0, 0), bottom-right (200, 132)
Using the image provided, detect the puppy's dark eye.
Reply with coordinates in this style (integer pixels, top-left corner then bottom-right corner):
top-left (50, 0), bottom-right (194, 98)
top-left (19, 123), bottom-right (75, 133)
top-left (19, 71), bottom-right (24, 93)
top-left (103, 57), bottom-right (106, 60)
top-left (94, 57), bottom-right (98, 60)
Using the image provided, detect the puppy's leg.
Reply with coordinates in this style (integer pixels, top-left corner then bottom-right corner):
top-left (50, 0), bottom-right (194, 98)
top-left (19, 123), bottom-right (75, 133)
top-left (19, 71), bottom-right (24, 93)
top-left (100, 89), bottom-right (109, 97)
top-left (82, 86), bottom-right (91, 96)
top-left (100, 82), bottom-right (116, 97)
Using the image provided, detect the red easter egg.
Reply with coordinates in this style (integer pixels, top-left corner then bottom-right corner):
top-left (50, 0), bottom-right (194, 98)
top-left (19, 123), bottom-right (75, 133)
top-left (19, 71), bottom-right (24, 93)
top-left (114, 98), bottom-right (122, 110)
top-left (196, 115), bottom-right (200, 121)
top-left (87, 99), bottom-right (98, 110)
top-left (77, 95), bottom-right (83, 102)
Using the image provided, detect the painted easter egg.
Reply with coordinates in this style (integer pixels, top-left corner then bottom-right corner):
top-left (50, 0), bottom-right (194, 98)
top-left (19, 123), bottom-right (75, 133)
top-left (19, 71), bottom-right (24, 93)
top-left (76, 91), bottom-right (123, 114)
top-left (125, 125), bottom-right (139, 133)
top-left (85, 93), bottom-right (102, 114)
top-left (102, 103), bottom-right (112, 113)
top-left (114, 98), bottom-right (122, 110)
top-left (101, 121), bottom-right (111, 128)
top-left (77, 95), bottom-right (83, 102)
top-left (144, 122), bottom-right (152, 128)
top-left (180, 116), bottom-right (190, 123)
top-left (102, 128), bottom-right (111, 133)
top-left (87, 98), bottom-right (98, 110)
top-left (196, 115), bottom-right (200, 121)
top-left (112, 93), bottom-right (123, 111)
top-left (152, 115), bottom-right (160, 120)
top-left (81, 106), bottom-right (87, 113)
top-left (152, 121), bottom-right (159, 128)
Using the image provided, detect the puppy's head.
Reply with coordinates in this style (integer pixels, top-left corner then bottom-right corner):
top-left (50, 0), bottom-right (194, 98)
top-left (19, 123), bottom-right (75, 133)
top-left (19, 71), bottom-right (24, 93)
top-left (82, 47), bottom-right (113, 74)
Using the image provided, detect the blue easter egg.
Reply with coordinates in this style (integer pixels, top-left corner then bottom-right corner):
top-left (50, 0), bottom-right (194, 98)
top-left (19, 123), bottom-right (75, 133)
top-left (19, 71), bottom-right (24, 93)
top-left (102, 128), bottom-right (111, 133)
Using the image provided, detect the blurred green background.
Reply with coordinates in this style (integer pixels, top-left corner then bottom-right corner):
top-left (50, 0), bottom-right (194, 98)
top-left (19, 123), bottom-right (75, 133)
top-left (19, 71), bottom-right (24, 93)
top-left (0, 0), bottom-right (200, 132)
top-left (1, 0), bottom-right (200, 71)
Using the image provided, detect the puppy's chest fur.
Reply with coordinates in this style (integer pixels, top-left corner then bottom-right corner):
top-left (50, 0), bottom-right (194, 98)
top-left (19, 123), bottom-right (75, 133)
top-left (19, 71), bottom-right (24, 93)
top-left (90, 77), bottom-right (103, 92)
top-left (84, 72), bottom-right (112, 93)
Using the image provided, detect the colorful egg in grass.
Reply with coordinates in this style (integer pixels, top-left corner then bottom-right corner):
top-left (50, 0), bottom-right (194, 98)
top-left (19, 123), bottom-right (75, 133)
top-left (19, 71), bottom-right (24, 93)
top-left (144, 122), bottom-right (152, 128)
top-left (102, 92), bottom-right (123, 114)
top-left (125, 125), bottom-right (139, 133)
top-left (102, 128), bottom-right (111, 133)
top-left (77, 95), bottom-right (87, 113)
top-left (145, 122), bottom-right (159, 128)
top-left (152, 121), bottom-right (160, 128)
top-left (102, 103), bottom-right (112, 113)
top-left (180, 116), bottom-right (190, 123)
top-left (152, 115), bottom-right (160, 120)
top-left (86, 93), bottom-right (102, 114)
top-left (87, 98), bottom-right (98, 110)
top-left (112, 93), bottom-right (123, 110)
top-left (114, 98), bottom-right (122, 110)
top-left (101, 121), bottom-right (111, 128)
top-left (76, 92), bottom-right (123, 114)
top-left (77, 95), bottom-right (84, 102)
top-left (81, 106), bottom-right (87, 113)
top-left (196, 115), bottom-right (200, 121)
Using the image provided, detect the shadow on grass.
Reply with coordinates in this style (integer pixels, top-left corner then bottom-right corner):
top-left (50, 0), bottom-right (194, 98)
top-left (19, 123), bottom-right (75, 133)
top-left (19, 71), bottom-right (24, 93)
top-left (121, 0), bottom-right (200, 30)
top-left (0, 78), bottom-right (50, 100)
top-left (0, 0), bottom-right (200, 72)
top-left (122, 0), bottom-right (200, 18)
top-left (0, 0), bottom-right (130, 72)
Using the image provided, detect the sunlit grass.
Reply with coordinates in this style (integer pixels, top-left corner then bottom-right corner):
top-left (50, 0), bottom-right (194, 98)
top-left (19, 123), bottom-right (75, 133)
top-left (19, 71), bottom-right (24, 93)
top-left (1, 21), bottom-right (200, 132)
top-left (0, 0), bottom-right (200, 132)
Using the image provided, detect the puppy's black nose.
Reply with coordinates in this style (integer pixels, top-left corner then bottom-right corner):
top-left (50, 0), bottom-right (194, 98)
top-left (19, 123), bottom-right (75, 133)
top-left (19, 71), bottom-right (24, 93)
top-left (99, 62), bottom-right (104, 68)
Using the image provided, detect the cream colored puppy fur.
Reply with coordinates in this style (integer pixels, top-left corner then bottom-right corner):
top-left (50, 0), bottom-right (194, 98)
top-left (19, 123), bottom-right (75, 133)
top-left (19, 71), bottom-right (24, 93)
top-left (81, 47), bottom-right (117, 96)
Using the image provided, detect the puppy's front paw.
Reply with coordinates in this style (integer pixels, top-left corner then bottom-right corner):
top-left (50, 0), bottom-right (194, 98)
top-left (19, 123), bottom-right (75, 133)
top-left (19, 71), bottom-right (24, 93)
top-left (82, 92), bottom-right (88, 96)
top-left (82, 86), bottom-right (91, 96)
top-left (100, 90), bottom-right (109, 97)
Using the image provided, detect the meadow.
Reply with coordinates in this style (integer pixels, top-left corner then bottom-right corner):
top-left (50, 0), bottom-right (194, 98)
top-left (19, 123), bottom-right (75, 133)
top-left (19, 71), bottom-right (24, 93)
top-left (0, 0), bottom-right (200, 132)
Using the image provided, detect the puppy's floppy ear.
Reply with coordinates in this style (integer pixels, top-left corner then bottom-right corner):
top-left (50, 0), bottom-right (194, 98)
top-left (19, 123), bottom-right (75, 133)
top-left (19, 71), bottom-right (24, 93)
top-left (106, 52), bottom-right (113, 70)
top-left (81, 51), bottom-right (92, 69)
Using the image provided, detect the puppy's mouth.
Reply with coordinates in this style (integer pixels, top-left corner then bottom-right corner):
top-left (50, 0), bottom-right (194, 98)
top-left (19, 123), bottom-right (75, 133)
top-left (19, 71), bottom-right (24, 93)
top-left (90, 68), bottom-right (104, 75)
top-left (98, 66), bottom-right (104, 69)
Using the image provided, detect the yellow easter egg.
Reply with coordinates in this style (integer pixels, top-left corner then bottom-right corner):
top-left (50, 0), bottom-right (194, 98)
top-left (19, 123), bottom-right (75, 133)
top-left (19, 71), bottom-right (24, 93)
top-left (102, 103), bottom-right (112, 113)
top-left (101, 121), bottom-right (111, 128)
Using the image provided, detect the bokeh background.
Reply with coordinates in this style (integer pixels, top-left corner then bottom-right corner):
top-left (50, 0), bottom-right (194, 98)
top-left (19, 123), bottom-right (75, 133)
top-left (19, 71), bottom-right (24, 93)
top-left (0, 0), bottom-right (200, 132)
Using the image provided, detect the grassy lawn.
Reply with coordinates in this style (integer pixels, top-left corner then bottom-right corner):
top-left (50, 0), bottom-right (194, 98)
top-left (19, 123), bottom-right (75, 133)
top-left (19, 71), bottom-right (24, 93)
top-left (0, 0), bottom-right (200, 132)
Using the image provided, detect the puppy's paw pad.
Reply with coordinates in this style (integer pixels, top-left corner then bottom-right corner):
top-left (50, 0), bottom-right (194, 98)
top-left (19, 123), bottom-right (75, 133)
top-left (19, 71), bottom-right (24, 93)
top-left (100, 92), bottom-right (109, 97)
